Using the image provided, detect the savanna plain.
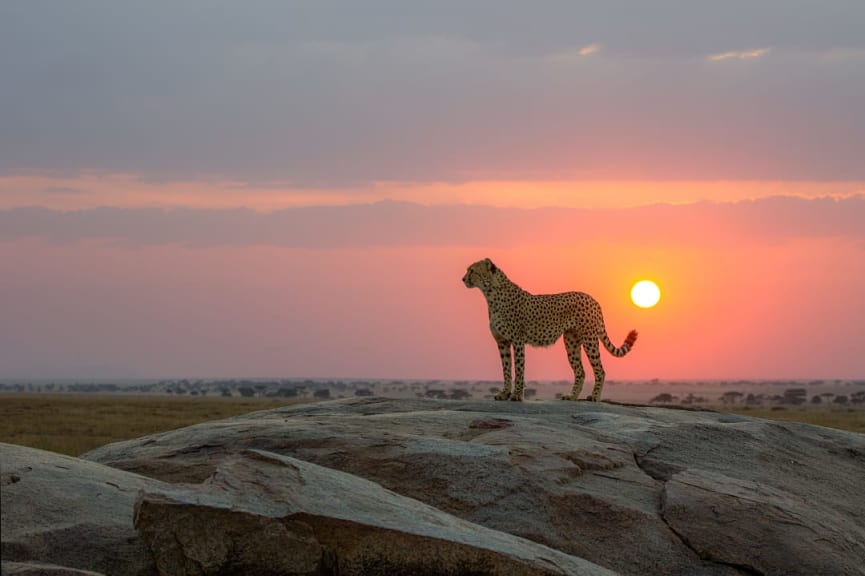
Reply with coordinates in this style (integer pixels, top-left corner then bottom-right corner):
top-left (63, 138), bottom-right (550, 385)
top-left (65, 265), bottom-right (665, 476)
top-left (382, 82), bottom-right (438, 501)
top-left (1, 378), bottom-right (863, 457)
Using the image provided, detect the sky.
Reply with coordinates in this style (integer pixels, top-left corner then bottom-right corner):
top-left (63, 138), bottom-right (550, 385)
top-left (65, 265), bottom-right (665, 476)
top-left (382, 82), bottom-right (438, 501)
top-left (1, 1), bottom-right (864, 381)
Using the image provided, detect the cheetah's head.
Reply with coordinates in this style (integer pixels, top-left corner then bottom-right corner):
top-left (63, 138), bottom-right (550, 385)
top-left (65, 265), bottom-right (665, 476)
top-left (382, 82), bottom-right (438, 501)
top-left (463, 258), bottom-right (501, 291)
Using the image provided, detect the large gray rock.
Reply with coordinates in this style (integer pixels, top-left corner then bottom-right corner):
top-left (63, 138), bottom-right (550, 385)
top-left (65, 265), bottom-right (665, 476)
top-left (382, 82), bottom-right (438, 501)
top-left (0, 443), bottom-right (159, 576)
top-left (134, 449), bottom-right (618, 575)
top-left (2, 440), bottom-right (615, 576)
top-left (1, 561), bottom-right (107, 576)
top-left (84, 398), bottom-right (865, 576)
top-left (0, 560), bottom-right (105, 576)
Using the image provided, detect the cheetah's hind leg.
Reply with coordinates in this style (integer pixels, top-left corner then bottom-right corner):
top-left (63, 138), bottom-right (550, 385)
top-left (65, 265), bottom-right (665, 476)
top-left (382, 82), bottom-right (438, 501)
top-left (560, 331), bottom-right (585, 401)
top-left (584, 339), bottom-right (607, 402)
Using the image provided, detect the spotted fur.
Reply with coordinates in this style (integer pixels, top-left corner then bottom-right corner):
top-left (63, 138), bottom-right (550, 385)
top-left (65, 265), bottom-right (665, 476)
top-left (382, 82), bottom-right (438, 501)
top-left (463, 258), bottom-right (638, 402)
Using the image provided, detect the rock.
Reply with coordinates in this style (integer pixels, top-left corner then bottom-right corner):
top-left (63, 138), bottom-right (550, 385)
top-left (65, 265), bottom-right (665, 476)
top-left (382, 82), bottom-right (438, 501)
top-left (0, 443), bottom-right (159, 576)
top-left (134, 449), bottom-right (618, 575)
top-left (1, 561), bottom-right (107, 576)
top-left (134, 488), bottom-right (323, 576)
top-left (84, 398), bottom-right (865, 576)
top-left (653, 422), bottom-right (865, 575)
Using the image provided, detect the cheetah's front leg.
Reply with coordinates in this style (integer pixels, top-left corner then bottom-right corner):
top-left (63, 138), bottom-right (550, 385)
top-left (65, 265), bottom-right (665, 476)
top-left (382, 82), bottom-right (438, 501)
top-left (494, 339), bottom-right (513, 401)
top-left (509, 344), bottom-right (526, 401)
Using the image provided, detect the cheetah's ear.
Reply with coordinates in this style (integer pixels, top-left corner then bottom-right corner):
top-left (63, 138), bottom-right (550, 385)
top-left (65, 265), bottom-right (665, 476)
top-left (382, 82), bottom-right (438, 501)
top-left (485, 258), bottom-right (497, 274)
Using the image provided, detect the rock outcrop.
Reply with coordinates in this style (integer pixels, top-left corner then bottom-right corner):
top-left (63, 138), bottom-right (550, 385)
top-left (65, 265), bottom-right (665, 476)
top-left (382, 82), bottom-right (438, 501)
top-left (0, 442), bottom-right (160, 576)
top-left (134, 449), bottom-right (617, 575)
top-left (84, 398), bottom-right (865, 576)
top-left (4, 398), bottom-right (864, 576)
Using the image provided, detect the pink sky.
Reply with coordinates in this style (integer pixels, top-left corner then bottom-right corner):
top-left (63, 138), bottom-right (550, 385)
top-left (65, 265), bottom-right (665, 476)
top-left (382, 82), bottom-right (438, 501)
top-left (2, 184), bottom-right (863, 381)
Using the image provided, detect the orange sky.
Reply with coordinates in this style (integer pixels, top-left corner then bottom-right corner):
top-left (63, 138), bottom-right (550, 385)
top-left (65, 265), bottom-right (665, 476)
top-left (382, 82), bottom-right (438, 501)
top-left (2, 173), bottom-right (862, 211)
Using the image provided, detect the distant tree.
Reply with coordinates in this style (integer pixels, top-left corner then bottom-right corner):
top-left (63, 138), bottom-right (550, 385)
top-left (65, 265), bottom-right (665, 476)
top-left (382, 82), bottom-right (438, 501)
top-left (313, 388), bottom-right (331, 399)
top-left (221, 388), bottom-right (232, 397)
top-left (355, 388), bottom-right (373, 397)
top-left (238, 386), bottom-right (255, 398)
top-left (834, 395), bottom-right (849, 405)
top-left (524, 388), bottom-right (537, 399)
top-left (450, 388), bottom-right (471, 400)
top-left (782, 388), bottom-right (807, 405)
top-left (850, 391), bottom-right (865, 404)
top-left (810, 395), bottom-right (822, 404)
top-left (719, 391), bottom-right (744, 404)
top-left (650, 393), bottom-right (675, 404)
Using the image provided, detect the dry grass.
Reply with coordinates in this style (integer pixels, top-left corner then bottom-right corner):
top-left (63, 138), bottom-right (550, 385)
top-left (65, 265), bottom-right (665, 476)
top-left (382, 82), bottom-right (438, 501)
top-left (0, 394), bottom-right (308, 456)
top-left (726, 406), bottom-right (865, 434)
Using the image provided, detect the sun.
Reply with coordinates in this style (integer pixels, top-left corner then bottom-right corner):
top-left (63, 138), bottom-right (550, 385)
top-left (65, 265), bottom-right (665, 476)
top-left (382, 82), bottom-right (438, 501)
top-left (631, 280), bottom-right (661, 308)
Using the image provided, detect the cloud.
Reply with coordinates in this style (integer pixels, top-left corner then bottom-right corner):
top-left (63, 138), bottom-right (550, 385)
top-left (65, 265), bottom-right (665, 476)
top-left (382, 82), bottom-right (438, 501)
top-left (578, 43), bottom-right (602, 56)
top-left (41, 186), bottom-right (86, 195)
top-left (2, 196), bottom-right (863, 249)
top-left (3, 5), bottom-right (865, 184)
top-left (537, 44), bottom-right (603, 66)
top-left (708, 47), bottom-right (771, 61)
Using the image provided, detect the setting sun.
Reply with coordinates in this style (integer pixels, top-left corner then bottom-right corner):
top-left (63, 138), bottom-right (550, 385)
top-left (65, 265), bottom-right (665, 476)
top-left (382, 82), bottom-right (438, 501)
top-left (631, 280), bottom-right (661, 309)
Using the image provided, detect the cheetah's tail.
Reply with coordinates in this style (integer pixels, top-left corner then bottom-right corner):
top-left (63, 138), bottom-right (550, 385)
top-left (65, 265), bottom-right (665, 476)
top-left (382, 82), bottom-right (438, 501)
top-left (601, 329), bottom-right (638, 357)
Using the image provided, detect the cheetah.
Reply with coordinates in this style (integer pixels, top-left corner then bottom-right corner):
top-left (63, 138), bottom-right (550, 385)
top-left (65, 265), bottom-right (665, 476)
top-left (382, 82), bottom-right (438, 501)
top-left (463, 258), bottom-right (638, 402)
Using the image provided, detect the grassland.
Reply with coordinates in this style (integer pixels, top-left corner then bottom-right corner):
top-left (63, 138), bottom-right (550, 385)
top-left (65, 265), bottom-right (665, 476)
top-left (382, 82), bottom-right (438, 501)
top-left (0, 394), bottom-right (862, 458)
top-left (0, 394), bottom-right (307, 456)
top-left (725, 405), bottom-right (865, 434)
